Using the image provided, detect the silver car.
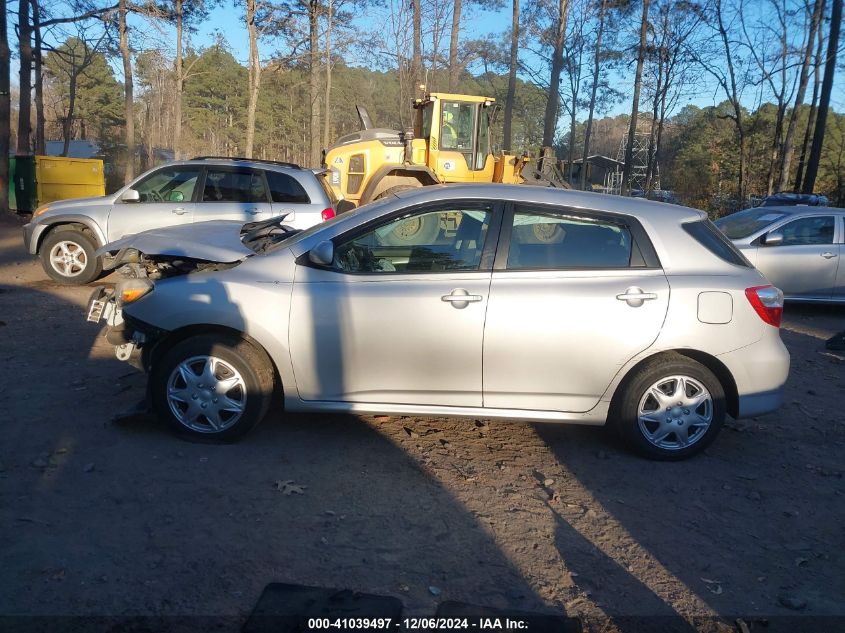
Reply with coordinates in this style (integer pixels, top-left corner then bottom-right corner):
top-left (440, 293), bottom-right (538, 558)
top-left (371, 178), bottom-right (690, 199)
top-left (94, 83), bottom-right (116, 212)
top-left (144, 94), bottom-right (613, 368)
top-left (87, 185), bottom-right (790, 460)
top-left (715, 205), bottom-right (845, 302)
top-left (22, 157), bottom-right (335, 285)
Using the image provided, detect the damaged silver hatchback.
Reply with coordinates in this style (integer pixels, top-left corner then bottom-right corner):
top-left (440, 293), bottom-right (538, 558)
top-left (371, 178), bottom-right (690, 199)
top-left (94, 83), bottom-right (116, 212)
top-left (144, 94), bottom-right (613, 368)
top-left (87, 184), bottom-right (790, 460)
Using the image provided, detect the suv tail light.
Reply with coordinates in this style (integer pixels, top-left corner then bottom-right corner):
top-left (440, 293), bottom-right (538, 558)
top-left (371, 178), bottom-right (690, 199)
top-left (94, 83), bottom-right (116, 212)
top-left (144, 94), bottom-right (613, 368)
top-left (321, 208), bottom-right (335, 221)
top-left (745, 285), bottom-right (783, 327)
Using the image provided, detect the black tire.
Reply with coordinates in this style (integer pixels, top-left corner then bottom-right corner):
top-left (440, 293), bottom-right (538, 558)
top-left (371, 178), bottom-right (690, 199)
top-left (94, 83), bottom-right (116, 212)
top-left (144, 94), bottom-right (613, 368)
top-left (375, 184), bottom-right (440, 246)
top-left (610, 353), bottom-right (726, 460)
top-left (150, 334), bottom-right (276, 442)
top-left (39, 228), bottom-right (103, 285)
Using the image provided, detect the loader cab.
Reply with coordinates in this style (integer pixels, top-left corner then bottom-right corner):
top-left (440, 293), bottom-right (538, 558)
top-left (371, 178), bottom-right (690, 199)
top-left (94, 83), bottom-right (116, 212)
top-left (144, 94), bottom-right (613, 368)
top-left (413, 93), bottom-right (495, 182)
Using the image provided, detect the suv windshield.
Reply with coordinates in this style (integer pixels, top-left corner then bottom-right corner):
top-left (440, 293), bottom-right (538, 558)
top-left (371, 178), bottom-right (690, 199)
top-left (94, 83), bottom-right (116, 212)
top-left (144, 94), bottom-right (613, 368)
top-left (714, 208), bottom-right (794, 240)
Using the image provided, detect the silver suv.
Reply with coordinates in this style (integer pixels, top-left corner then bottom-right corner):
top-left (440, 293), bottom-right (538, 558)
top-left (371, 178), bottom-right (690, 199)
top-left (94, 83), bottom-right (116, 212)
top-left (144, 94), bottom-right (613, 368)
top-left (23, 157), bottom-right (335, 285)
top-left (87, 184), bottom-right (790, 460)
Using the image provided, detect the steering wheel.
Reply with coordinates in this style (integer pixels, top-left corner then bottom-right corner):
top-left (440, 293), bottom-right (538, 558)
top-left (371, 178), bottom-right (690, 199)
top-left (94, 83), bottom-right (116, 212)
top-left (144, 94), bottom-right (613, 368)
top-left (147, 189), bottom-right (164, 202)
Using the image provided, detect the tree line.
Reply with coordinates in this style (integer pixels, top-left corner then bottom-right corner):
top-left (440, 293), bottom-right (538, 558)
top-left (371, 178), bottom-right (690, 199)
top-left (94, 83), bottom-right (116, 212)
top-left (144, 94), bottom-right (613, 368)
top-left (1, 0), bottom-right (843, 213)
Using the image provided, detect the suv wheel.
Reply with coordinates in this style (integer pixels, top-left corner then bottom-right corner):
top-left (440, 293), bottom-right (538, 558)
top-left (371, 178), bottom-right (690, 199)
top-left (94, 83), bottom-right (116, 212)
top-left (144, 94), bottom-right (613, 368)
top-left (150, 334), bottom-right (276, 442)
top-left (40, 228), bottom-right (103, 285)
top-left (613, 353), bottom-right (726, 460)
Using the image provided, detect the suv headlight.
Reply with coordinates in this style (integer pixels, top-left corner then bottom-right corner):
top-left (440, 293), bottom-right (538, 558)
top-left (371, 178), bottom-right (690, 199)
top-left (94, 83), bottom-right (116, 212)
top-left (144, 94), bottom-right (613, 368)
top-left (116, 278), bottom-right (154, 306)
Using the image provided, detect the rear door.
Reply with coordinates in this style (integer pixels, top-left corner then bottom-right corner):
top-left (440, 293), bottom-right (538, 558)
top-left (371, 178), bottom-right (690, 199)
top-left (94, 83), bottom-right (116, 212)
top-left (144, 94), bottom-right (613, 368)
top-left (107, 165), bottom-right (200, 241)
top-left (831, 214), bottom-right (845, 300)
top-left (483, 204), bottom-right (670, 413)
top-left (194, 166), bottom-right (274, 222)
top-left (266, 169), bottom-right (324, 229)
top-left (754, 214), bottom-right (839, 300)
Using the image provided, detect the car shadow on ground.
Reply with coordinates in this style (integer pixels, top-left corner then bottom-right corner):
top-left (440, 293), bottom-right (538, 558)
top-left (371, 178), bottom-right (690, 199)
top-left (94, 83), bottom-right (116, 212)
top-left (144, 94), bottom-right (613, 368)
top-left (0, 282), bottom-right (558, 627)
top-left (535, 326), bottom-right (845, 630)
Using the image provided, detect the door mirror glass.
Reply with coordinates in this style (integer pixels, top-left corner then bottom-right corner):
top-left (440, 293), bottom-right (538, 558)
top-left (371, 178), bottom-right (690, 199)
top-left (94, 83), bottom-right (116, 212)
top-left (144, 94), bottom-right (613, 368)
top-left (309, 240), bottom-right (334, 267)
top-left (120, 188), bottom-right (140, 203)
top-left (764, 230), bottom-right (784, 246)
top-left (168, 190), bottom-right (185, 202)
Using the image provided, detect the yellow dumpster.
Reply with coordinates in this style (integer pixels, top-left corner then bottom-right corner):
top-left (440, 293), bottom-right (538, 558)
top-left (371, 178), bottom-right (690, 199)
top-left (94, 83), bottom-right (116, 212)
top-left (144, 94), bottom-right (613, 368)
top-left (35, 156), bottom-right (106, 205)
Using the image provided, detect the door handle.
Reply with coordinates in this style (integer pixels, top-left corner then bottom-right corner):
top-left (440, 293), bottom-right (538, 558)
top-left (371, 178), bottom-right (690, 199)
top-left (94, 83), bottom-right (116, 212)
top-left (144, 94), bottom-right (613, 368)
top-left (441, 288), bottom-right (482, 309)
top-left (245, 207), bottom-right (260, 215)
top-left (821, 252), bottom-right (838, 259)
top-left (616, 287), bottom-right (657, 308)
top-left (171, 207), bottom-right (187, 215)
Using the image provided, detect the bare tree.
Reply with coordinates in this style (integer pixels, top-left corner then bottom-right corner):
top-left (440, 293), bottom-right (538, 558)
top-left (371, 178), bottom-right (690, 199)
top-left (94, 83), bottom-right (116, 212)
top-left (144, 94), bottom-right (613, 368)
top-left (693, 0), bottom-right (751, 203)
top-left (323, 0), bottom-right (333, 147)
top-left (32, 0), bottom-right (45, 154)
top-left (119, 0), bottom-right (135, 180)
top-left (794, 3), bottom-right (826, 190)
top-left (502, 0), bottom-right (519, 150)
top-left (413, 0), bottom-right (422, 90)
top-left (541, 0), bottom-right (570, 148)
top-left (448, 0), bottom-right (462, 90)
top-left (18, 0), bottom-right (33, 154)
top-left (620, 0), bottom-right (650, 195)
top-left (1, 0), bottom-right (10, 212)
top-left (779, 0), bottom-right (824, 190)
top-left (580, 0), bottom-right (607, 190)
top-left (245, 0), bottom-right (260, 157)
top-left (802, 0), bottom-right (841, 193)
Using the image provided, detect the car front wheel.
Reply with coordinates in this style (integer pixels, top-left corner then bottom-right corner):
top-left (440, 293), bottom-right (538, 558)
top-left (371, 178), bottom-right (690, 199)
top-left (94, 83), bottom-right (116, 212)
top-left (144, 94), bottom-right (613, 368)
top-left (40, 228), bottom-right (102, 285)
top-left (612, 354), bottom-right (726, 460)
top-left (150, 334), bottom-right (276, 441)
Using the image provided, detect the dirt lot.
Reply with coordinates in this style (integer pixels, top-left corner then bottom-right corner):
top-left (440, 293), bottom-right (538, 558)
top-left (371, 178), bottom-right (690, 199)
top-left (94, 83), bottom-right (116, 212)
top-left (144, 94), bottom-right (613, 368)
top-left (1, 211), bottom-right (843, 632)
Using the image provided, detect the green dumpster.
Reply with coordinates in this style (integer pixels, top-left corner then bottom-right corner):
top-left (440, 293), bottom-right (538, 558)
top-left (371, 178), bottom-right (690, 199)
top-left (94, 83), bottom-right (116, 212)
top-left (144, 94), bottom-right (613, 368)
top-left (13, 155), bottom-right (37, 214)
top-left (8, 156), bottom-right (16, 211)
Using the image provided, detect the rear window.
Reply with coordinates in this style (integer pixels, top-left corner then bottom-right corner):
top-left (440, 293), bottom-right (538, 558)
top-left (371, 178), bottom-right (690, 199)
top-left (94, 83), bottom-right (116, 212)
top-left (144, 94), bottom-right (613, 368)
top-left (714, 208), bottom-right (792, 239)
top-left (683, 220), bottom-right (752, 267)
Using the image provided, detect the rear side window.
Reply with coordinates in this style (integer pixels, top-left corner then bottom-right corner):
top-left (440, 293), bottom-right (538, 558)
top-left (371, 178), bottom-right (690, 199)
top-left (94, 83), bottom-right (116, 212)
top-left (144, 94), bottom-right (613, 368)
top-left (683, 220), bottom-right (751, 267)
top-left (267, 170), bottom-right (310, 204)
top-left (506, 210), bottom-right (634, 269)
top-left (203, 169), bottom-right (267, 203)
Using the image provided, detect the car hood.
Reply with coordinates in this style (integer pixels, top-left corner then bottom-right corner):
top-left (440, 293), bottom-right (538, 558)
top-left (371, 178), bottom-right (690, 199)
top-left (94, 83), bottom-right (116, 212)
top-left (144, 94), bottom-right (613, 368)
top-left (37, 195), bottom-right (112, 217)
top-left (97, 221), bottom-right (253, 262)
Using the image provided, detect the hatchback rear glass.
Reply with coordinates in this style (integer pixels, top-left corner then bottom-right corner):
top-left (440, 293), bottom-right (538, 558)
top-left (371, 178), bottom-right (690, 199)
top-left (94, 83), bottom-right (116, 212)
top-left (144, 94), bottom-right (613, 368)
top-left (714, 208), bottom-right (793, 239)
top-left (684, 219), bottom-right (752, 267)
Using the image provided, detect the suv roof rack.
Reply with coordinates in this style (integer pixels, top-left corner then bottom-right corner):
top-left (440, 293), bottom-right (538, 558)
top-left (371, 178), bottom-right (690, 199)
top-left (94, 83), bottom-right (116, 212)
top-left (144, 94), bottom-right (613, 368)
top-left (190, 156), bottom-right (302, 170)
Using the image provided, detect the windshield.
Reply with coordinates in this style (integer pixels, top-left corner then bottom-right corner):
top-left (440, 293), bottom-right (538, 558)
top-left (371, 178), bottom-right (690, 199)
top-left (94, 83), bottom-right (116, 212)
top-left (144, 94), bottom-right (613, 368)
top-left (714, 208), bottom-right (793, 240)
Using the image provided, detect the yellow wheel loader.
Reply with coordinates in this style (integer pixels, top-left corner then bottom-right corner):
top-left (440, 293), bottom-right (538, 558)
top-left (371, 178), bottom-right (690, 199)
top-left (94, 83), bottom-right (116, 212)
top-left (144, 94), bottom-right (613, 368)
top-left (323, 92), bottom-right (568, 211)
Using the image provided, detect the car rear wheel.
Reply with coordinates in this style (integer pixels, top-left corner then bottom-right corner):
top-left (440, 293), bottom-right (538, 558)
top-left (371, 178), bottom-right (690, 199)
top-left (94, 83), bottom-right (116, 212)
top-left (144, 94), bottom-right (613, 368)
top-left (612, 354), bottom-right (726, 460)
top-left (150, 334), bottom-right (276, 442)
top-left (40, 228), bottom-right (102, 285)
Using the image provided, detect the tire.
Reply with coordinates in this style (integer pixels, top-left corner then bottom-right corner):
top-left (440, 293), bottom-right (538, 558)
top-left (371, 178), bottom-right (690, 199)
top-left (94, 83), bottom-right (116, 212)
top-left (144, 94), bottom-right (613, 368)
top-left (610, 353), bottom-right (726, 460)
top-left (150, 334), bottom-right (276, 442)
top-left (40, 228), bottom-right (103, 285)
top-left (375, 185), bottom-right (440, 246)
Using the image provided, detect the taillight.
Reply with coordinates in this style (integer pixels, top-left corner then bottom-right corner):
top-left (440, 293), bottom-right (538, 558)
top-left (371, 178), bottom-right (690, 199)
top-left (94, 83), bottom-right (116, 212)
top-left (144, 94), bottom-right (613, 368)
top-left (321, 208), bottom-right (335, 221)
top-left (745, 285), bottom-right (783, 327)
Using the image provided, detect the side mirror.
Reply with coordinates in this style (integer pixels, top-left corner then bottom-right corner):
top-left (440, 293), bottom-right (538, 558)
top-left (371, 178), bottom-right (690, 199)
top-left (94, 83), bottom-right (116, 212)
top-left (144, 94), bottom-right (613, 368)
top-left (168, 190), bottom-right (185, 202)
top-left (309, 240), bottom-right (334, 267)
top-left (120, 188), bottom-right (140, 203)
top-left (764, 230), bottom-right (784, 246)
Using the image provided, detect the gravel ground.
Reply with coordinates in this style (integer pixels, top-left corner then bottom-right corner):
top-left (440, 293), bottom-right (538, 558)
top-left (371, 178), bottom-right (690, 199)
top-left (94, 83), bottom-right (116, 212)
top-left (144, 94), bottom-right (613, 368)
top-left (1, 211), bottom-right (843, 633)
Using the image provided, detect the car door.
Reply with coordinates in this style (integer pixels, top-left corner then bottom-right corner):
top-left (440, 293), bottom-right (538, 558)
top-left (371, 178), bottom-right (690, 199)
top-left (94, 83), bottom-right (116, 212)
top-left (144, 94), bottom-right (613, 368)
top-left (288, 201), bottom-right (498, 406)
top-left (831, 214), bottom-right (845, 300)
top-left (194, 166), bottom-right (274, 222)
top-left (107, 166), bottom-right (200, 241)
top-left (753, 214), bottom-right (839, 299)
top-left (483, 204), bottom-right (670, 413)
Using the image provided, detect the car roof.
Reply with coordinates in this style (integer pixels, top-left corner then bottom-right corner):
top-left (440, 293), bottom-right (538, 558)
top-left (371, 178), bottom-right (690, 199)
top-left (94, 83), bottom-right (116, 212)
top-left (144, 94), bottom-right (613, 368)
top-left (392, 183), bottom-right (706, 223)
top-left (163, 157), bottom-right (306, 174)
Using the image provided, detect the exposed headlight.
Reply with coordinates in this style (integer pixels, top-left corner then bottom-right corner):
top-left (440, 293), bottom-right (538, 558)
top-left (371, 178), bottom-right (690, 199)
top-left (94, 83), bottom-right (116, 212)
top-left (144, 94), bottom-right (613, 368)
top-left (115, 278), bottom-right (154, 306)
top-left (32, 204), bottom-right (50, 218)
